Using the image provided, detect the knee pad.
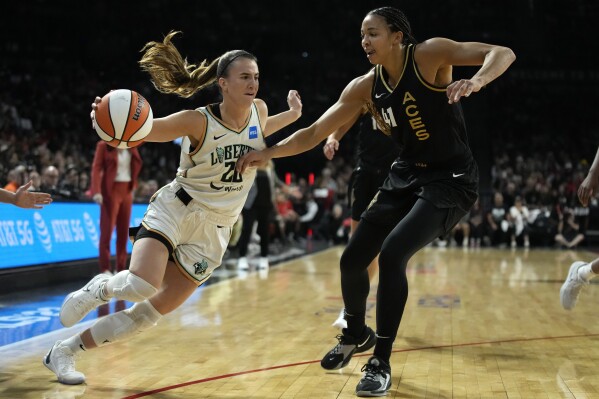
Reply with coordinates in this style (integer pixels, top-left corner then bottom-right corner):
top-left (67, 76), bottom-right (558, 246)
top-left (107, 270), bottom-right (158, 302)
top-left (90, 300), bottom-right (162, 347)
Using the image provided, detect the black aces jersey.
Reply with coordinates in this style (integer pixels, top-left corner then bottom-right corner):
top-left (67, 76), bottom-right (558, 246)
top-left (355, 112), bottom-right (400, 174)
top-left (364, 44), bottom-right (479, 227)
top-left (371, 44), bottom-right (472, 169)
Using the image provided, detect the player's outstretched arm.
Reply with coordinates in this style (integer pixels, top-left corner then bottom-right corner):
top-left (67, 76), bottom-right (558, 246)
top-left (1, 181), bottom-right (52, 209)
top-left (236, 74), bottom-right (371, 173)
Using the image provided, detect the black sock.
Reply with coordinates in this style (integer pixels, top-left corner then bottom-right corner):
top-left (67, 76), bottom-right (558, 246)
top-left (344, 310), bottom-right (366, 337)
top-left (373, 336), bottom-right (392, 365)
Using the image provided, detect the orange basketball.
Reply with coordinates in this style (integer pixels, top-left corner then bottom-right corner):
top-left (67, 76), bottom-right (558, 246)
top-left (94, 89), bottom-right (153, 149)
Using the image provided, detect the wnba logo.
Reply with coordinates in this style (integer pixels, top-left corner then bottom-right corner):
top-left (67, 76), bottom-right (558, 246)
top-left (132, 95), bottom-right (146, 121)
top-left (33, 212), bottom-right (52, 253)
top-left (83, 212), bottom-right (100, 248)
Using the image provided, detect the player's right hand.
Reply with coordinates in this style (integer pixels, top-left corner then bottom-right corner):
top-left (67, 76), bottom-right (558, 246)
top-left (90, 96), bottom-right (102, 129)
top-left (323, 139), bottom-right (339, 160)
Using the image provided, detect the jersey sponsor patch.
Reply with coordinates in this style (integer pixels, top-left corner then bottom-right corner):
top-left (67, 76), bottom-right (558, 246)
top-left (248, 126), bottom-right (258, 139)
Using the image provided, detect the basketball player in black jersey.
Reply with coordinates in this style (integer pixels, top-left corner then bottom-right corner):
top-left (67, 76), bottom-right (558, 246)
top-left (323, 106), bottom-right (400, 329)
top-left (236, 6), bottom-right (515, 396)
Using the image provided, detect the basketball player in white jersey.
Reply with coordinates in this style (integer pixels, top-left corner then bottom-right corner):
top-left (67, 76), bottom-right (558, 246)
top-left (43, 31), bottom-right (302, 385)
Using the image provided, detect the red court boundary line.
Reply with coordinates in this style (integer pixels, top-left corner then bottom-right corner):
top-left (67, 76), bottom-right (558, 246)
top-left (122, 332), bottom-right (599, 398)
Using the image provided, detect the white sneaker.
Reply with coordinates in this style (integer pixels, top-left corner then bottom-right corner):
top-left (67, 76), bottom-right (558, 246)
top-left (258, 267), bottom-right (269, 280)
top-left (43, 341), bottom-right (86, 385)
top-left (237, 257), bottom-right (249, 271)
top-left (237, 269), bottom-right (249, 280)
top-left (60, 274), bottom-right (110, 327)
top-left (258, 257), bottom-right (269, 270)
top-left (332, 308), bottom-right (347, 329)
top-left (560, 261), bottom-right (588, 310)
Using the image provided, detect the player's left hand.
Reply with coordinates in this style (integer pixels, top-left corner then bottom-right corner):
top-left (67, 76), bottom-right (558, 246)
top-left (287, 90), bottom-right (302, 115)
top-left (446, 78), bottom-right (483, 104)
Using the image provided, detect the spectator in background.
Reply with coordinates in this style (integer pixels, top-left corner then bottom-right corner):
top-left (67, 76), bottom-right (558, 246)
top-left (90, 141), bottom-right (143, 275)
top-left (40, 165), bottom-right (64, 198)
top-left (502, 179), bottom-right (517, 209)
top-left (78, 172), bottom-right (90, 199)
top-left (134, 179), bottom-right (159, 203)
top-left (508, 196), bottom-right (530, 248)
top-left (554, 208), bottom-right (585, 249)
top-left (450, 213), bottom-right (471, 248)
top-left (467, 199), bottom-right (484, 247)
top-left (58, 165), bottom-right (82, 200)
top-left (274, 188), bottom-right (299, 242)
top-left (27, 170), bottom-right (42, 192)
top-left (313, 171), bottom-right (336, 214)
top-left (3, 165), bottom-right (27, 192)
top-left (316, 202), bottom-right (350, 245)
top-left (236, 161), bottom-right (279, 271)
top-left (486, 191), bottom-right (511, 247)
top-left (295, 190), bottom-right (320, 238)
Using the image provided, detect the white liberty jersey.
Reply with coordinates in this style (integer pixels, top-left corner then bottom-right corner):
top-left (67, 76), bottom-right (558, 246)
top-left (175, 102), bottom-right (266, 223)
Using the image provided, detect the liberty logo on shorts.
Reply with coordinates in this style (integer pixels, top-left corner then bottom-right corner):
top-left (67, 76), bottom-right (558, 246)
top-left (248, 126), bottom-right (258, 139)
top-left (193, 259), bottom-right (209, 275)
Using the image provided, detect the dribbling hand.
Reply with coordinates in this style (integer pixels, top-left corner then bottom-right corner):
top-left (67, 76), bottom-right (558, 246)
top-left (90, 90), bottom-right (114, 129)
top-left (90, 96), bottom-right (102, 130)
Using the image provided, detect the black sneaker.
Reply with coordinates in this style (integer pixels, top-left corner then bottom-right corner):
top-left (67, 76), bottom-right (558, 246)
top-left (355, 356), bottom-right (391, 397)
top-left (320, 326), bottom-right (376, 370)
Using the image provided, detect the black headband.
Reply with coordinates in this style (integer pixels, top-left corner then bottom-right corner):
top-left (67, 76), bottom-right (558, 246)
top-left (217, 53), bottom-right (244, 78)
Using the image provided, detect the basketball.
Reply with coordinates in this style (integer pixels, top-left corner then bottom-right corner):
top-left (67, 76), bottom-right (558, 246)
top-left (94, 89), bottom-right (153, 149)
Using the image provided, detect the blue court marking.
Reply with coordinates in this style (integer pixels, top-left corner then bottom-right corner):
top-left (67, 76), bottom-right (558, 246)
top-left (0, 280), bottom-right (211, 347)
top-left (0, 295), bottom-right (132, 346)
top-left (417, 294), bottom-right (461, 308)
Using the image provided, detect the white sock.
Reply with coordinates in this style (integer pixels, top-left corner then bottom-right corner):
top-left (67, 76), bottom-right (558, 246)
top-left (578, 264), bottom-right (597, 282)
top-left (61, 334), bottom-right (86, 354)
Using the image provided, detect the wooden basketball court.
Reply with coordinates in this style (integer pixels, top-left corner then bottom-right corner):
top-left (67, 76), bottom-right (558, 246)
top-left (1, 246), bottom-right (598, 398)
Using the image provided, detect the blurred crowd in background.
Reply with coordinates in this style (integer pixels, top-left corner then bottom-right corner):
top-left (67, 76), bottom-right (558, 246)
top-left (1, 0), bottom-right (599, 252)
